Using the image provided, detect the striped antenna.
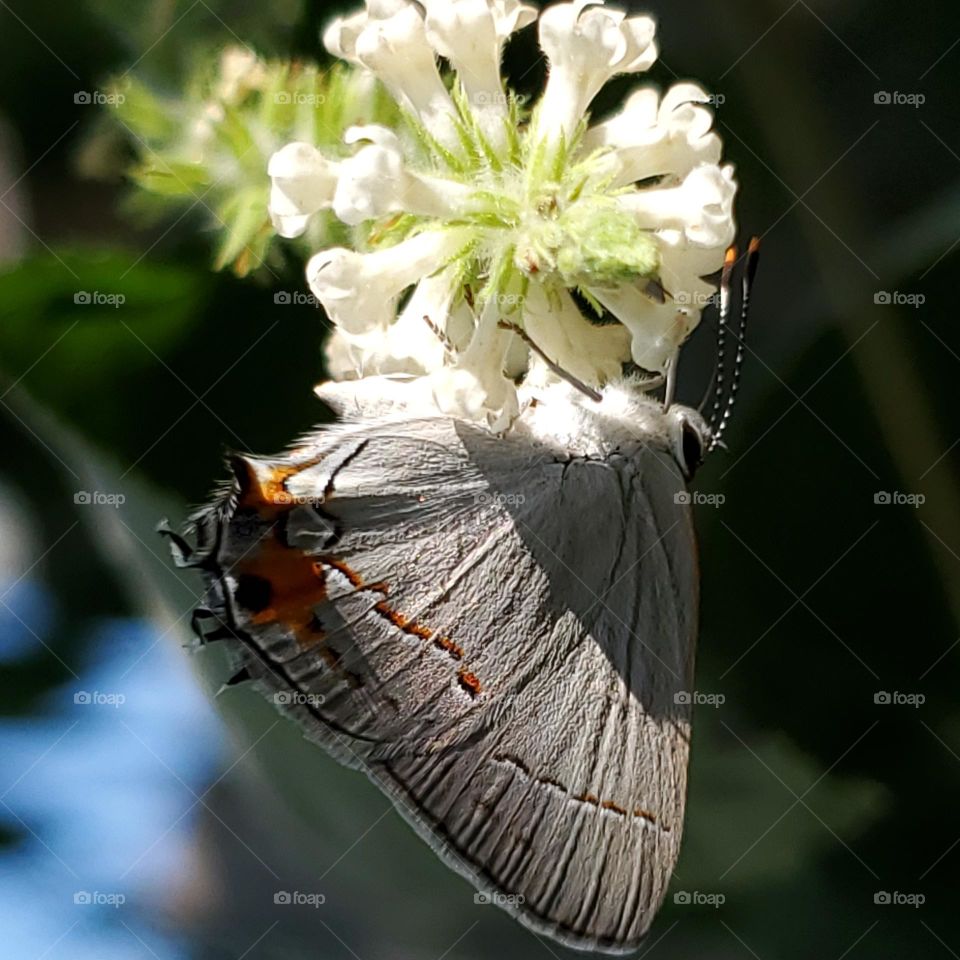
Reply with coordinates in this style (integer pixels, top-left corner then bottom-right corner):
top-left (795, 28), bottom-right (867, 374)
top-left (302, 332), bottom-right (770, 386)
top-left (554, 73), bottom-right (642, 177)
top-left (709, 237), bottom-right (761, 453)
top-left (706, 244), bottom-right (738, 436)
top-left (497, 320), bottom-right (603, 402)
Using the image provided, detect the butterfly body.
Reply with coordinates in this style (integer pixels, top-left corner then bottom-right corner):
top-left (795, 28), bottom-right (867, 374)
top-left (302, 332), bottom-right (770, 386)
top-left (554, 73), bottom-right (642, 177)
top-left (169, 377), bottom-right (706, 953)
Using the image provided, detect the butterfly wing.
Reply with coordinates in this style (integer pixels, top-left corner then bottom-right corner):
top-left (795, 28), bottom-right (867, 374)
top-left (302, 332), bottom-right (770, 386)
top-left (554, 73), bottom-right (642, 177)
top-left (180, 413), bottom-right (697, 953)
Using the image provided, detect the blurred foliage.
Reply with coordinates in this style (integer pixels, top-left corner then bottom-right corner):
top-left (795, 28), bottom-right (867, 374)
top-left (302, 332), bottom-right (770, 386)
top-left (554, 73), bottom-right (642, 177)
top-left (94, 53), bottom-right (397, 276)
top-left (0, 0), bottom-right (958, 958)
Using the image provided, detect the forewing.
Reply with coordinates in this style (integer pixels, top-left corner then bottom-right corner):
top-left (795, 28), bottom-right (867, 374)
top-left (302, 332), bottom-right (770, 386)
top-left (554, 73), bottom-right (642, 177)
top-left (177, 415), bottom-right (697, 953)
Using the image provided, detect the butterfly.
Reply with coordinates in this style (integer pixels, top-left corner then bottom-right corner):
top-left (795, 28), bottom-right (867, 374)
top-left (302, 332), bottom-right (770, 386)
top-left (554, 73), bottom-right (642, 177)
top-left (162, 239), bottom-right (759, 953)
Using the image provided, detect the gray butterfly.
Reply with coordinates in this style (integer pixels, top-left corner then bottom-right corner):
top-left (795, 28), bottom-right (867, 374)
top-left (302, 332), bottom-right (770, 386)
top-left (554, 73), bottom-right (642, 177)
top-left (162, 242), bottom-right (758, 953)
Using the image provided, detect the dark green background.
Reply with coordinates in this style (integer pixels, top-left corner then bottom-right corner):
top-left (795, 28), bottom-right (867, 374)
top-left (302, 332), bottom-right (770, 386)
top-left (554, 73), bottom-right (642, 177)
top-left (0, 1), bottom-right (957, 957)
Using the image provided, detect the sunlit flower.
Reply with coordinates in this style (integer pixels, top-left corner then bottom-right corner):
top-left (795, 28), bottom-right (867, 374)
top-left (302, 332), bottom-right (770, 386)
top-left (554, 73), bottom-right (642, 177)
top-left (271, 0), bottom-right (738, 428)
top-left (306, 228), bottom-right (471, 335)
top-left (268, 142), bottom-right (341, 238)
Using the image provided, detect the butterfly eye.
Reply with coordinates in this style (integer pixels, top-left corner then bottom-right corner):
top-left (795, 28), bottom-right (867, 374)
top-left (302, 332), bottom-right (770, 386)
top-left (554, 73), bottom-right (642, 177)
top-left (678, 417), bottom-right (706, 479)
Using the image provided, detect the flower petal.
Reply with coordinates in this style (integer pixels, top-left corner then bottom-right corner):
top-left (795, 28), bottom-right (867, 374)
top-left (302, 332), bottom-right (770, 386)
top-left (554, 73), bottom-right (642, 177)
top-left (432, 297), bottom-right (519, 429)
top-left (521, 284), bottom-right (631, 387)
top-left (325, 269), bottom-right (456, 378)
top-left (352, 5), bottom-right (460, 148)
top-left (267, 142), bottom-right (341, 238)
top-left (586, 281), bottom-right (695, 373)
top-left (323, 1), bottom-right (410, 63)
top-left (422, 0), bottom-right (537, 147)
top-left (333, 125), bottom-right (473, 225)
top-left (618, 163), bottom-right (737, 249)
top-left (535, 1), bottom-right (658, 143)
top-left (583, 83), bottom-right (721, 186)
top-left (306, 228), bottom-right (470, 335)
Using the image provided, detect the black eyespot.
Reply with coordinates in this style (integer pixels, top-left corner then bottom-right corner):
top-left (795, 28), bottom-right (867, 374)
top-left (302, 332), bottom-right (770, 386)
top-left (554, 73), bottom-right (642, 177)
top-left (234, 574), bottom-right (272, 613)
top-left (681, 420), bottom-right (705, 478)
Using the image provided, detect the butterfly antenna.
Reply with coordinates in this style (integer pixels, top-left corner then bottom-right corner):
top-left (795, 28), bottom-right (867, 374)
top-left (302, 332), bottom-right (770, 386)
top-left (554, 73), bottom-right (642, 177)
top-left (709, 237), bottom-right (761, 453)
top-left (497, 320), bottom-right (603, 402)
top-left (422, 314), bottom-right (458, 358)
top-left (704, 245), bottom-right (738, 433)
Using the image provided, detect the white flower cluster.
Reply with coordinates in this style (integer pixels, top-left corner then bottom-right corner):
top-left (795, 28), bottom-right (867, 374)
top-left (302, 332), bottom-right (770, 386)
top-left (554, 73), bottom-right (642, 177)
top-left (269, 0), bottom-right (737, 429)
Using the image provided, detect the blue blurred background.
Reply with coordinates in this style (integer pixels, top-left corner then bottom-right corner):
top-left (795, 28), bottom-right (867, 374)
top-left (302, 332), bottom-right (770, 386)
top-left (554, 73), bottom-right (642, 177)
top-left (1, 1), bottom-right (958, 957)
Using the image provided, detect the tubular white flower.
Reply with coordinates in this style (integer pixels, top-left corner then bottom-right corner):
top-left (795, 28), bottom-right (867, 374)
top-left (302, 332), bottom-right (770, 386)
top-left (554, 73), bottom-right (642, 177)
top-left (534, 0), bottom-right (657, 144)
top-left (278, 2), bottom-right (740, 427)
top-left (422, 0), bottom-right (537, 147)
top-left (618, 163), bottom-right (737, 249)
top-left (338, 4), bottom-right (459, 149)
top-left (586, 282), bottom-right (694, 373)
top-left (334, 126), bottom-right (473, 225)
top-left (322, 0), bottom-right (410, 63)
top-left (432, 298), bottom-right (519, 431)
top-left (268, 142), bottom-right (341, 238)
top-left (583, 83), bottom-right (721, 186)
top-left (657, 232), bottom-right (728, 307)
top-left (522, 284), bottom-right (630, 387)
top-left (307, 228), bottom-right (471, 335)
top-left (325, 269), bottom-right (460, 378)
